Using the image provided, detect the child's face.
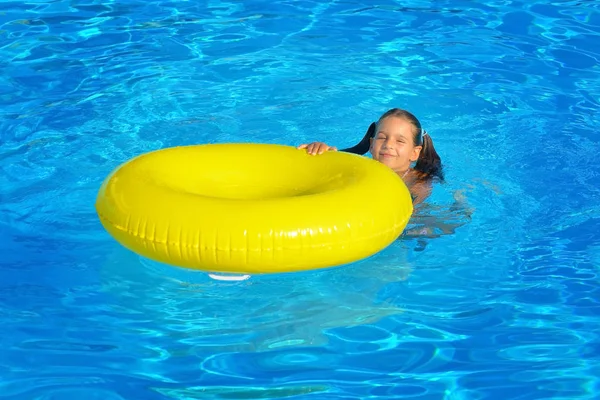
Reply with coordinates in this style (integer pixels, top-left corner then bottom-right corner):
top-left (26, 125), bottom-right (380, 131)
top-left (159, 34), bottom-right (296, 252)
top-left (369, 116), bottom-right (422, 174)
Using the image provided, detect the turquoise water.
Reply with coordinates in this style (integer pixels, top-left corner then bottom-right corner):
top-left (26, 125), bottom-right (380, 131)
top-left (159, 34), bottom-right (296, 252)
top-left (1, 0), bottom-right (600, 399)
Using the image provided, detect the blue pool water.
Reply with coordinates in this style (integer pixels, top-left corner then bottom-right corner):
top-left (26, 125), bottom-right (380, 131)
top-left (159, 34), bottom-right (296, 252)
top-left (1, 0), bottom-right (600, 398)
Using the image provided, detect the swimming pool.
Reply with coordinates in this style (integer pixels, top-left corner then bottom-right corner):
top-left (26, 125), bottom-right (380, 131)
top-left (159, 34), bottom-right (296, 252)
top-left (1, 0), bottom-right (599, 398)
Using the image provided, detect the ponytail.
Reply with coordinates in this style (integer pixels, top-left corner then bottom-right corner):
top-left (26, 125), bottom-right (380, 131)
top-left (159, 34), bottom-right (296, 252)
top-left (414, 132), bottom-right (444, 181)
top-left (341, 122), bottom-right (376, 155)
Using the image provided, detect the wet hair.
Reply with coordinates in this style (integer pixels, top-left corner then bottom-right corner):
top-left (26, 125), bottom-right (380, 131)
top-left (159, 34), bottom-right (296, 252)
top-left (342, 108), bottom-right (444, 181)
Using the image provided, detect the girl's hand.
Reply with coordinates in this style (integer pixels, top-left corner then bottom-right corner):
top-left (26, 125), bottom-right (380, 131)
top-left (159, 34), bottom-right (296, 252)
top-left (297, 142), bottom-right (337, 155)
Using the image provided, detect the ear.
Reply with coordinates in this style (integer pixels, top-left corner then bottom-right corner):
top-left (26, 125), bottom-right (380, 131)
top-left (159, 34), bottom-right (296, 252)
top-left (410, 146), bottom-right (422, 162)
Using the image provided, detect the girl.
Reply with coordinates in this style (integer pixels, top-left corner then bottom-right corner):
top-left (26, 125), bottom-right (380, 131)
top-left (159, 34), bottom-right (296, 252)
top-left (298, 108), bottom-right (444, 205)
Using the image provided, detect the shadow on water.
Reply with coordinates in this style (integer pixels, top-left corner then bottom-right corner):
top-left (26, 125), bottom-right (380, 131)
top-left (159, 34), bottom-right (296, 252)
top-left (98, 245), bottom-right (409, 354)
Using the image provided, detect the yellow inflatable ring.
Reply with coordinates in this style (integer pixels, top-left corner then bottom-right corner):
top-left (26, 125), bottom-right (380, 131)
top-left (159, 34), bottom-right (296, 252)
top-left (95, 143), bottom-right (413, 274)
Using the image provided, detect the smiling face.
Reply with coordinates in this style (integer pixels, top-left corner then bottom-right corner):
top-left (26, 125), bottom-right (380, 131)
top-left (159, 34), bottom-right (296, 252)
top-left (369, 116), bottom-right (422, 174)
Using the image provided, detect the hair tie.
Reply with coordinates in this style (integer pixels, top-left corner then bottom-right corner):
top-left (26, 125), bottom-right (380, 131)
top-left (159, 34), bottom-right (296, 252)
top-left (420, 129), bottom-right (428, 145)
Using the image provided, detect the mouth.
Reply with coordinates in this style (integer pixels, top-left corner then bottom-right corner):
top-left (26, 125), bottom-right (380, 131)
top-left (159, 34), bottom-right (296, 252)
top-left (379, 153), bottom-right (394, 158)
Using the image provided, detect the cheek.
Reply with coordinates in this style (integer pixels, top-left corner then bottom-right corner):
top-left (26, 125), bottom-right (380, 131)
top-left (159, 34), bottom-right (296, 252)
top-left (396, 145), bottom-right (410, 156)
